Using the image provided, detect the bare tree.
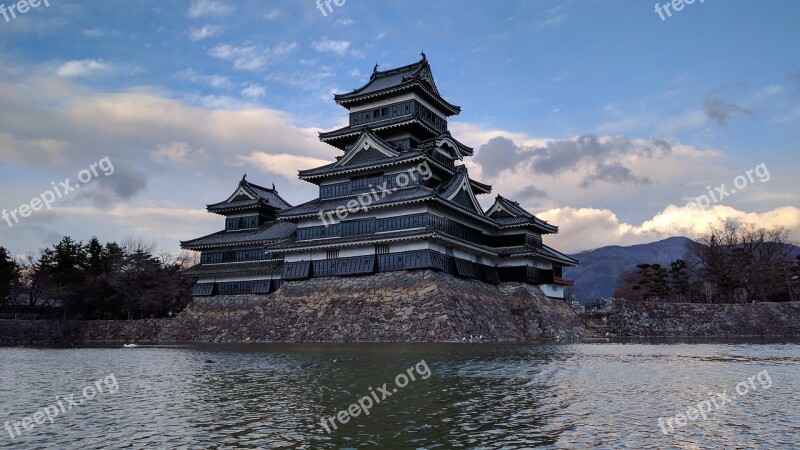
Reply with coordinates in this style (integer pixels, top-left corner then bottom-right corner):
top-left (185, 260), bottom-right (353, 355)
top-left (688, 221), bottom-right (796, 303)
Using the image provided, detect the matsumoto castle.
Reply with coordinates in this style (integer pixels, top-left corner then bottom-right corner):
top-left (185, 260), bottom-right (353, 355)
top-left (181, 55), bottom-right (577, 299)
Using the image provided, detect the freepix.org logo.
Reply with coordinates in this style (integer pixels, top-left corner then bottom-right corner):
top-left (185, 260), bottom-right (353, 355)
top-left (316, 0), bottom-right (345, 17)
top-left (0, 0), bottom-right (50, 24)
top-left (2, 156), bottom-right (115, 228)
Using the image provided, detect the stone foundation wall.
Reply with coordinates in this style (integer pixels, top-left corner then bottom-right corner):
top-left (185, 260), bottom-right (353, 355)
top-left (0, 270), bottom-right (586, 345)
top-left (0, 318), bottom-right (168, 347)
top-left (609, 299), bottom-right (800, 337)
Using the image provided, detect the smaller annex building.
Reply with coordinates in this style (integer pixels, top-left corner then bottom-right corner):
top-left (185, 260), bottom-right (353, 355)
top-left (180, 176), bottom-right (296, 296)
top-left (181, 55), bottom-right (577, 299)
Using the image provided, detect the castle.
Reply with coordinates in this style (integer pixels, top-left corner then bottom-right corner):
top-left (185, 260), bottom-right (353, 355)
top-left (181, 55), bottom-right (576, 298)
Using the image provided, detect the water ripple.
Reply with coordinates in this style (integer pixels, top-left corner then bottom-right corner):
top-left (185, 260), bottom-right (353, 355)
top-left (0, 342), bottom-right (798, 448)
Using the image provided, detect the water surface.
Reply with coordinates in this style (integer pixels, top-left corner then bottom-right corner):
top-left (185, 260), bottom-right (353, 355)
top-left (1, 341), bottom-right (798, 449)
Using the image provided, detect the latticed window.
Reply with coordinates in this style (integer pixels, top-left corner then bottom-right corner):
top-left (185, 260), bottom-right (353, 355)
top-left (376, 244), bottom-right (390, 255)
top-left (326, 249), bottom-right (340, 259)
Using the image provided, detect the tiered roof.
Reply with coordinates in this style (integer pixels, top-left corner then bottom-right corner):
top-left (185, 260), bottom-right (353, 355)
top-left (180, 221), bottom-right (296, 250)
top-left (206, 175), bottom-right (292, 214)
top-left (182, 259), bottom-right (284, 278)
top-left (333, 53), bottom-right (461, 115)
top-left (274, 56), bottom-right (575, 268)
top-left (486, 196), bottom-right (558, 233)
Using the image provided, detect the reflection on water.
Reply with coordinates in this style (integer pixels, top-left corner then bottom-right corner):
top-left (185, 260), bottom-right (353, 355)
top-left (1, 341), bottom-right (798, 449)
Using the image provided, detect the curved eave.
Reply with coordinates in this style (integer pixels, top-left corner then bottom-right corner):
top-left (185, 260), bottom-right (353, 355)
top-left (206, 201), bottom-right (272, 215)
top-left (298, 154), bottom-right (424, 182)
top-left (180, 238), bottom-right (287, 251)
top-left (278, 196), bottom-right (432, 221)
top-left (496, 220), bottom-right (559, 234)
top-left (334, 82), bottom-right (461, 116)
top-left (430, 197), bottom-right (500, 228)
top-left (496, 249), bottom-right (577, 267)
top-left (271, 230), bottom-right (436, 253)
top-left (468, 178), bottom-right (491, 194)
top-left (181, 260), bottom-right (284, 277)
top-left (435, 133), bottom-right (474, 157)
top-left (319, 119), bottom-right (441, 148)
top-left (540, 250), bottom-right (578, 266)
top-left (298, 153), bottom-right (456, 184)
top-left (430, 233), bottom-right (498, 258)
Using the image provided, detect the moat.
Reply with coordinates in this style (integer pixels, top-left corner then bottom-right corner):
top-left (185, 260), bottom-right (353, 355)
top-left (1, 341), bottom-right (798, 448)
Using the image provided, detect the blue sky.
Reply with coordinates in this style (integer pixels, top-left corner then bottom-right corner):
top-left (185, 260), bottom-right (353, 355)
top-left (0, 0), bottom-right (798, 256)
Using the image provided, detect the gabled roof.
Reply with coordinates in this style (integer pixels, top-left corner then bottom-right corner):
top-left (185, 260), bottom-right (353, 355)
top-left (333, 130), bottom-right (400, 167)
top-left (485, 195), bottom-right (558, 234)
top-left (180, 221), bottom-right (297, 250)
top-left (437, 166), bottom-right (484, 215)
top-left (206, 176), bottom-right (292, 214)
top-left (333, 55), bottom-right (461, 115)
top-left (417, 132), bottom-right (474, 158)
top-left (298, 152), bottom-right (425, 182)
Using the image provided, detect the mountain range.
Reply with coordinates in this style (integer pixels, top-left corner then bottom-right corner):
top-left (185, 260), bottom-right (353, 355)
top-left (564, 236), bottom-right (693, 303)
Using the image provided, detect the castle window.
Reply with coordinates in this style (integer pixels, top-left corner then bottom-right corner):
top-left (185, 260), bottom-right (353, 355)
top-left (376, 244), bottom-right (390, 255)
top-left (326, 249), bottom-right (340, 259)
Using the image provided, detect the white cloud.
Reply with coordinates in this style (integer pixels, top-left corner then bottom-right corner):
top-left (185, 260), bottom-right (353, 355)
top-left (535, 6), bottom-right (566, 30)
top-left (188, 0), bottom-right (234, 18)
top-left (173, 68), bottom-right (232, 89)
top-left (209, 42), bottom-right (297, 70)
top-left (263, 9), bottom-right (279, 19)
top-left (541, 204), bottom-right (800, 253)
top-left (237, 152), bottom-right (331, 180)
top-left (335, 18), bottom-right (354, 25)
top-left (241, 84), bottom-right (266, 99)
top-left (83, 29), bottom-right (105, 37)
top-left (311, 37), bottom-right (351, 55)
top-left (0, 71), bottom-right (334, 254)
top-left (451, 122), bottom-right (799, 253)
top-left (188, 25), bottom-right (222, 41)
top-left (151, 141), bottom-right (209, 163)
top-left (0, 132), bottom-right (69, 165)
top-left (264, 66), bottom-right (335, 92)
top-left (54, 59), bottom-right (131, 78)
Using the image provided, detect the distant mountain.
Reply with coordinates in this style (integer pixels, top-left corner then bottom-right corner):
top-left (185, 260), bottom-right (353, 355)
top-left (564, 236), bottom-right (693, 303)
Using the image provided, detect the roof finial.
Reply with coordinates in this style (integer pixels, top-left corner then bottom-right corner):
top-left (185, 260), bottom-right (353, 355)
top-left (373, 63), bottom-right (379, 73)
top-left (420, 50), bottom-right (426, 61)
top-left (271, 182), bottom-right (276, 191)
top-left (242, 173), bottom-right (247, 182)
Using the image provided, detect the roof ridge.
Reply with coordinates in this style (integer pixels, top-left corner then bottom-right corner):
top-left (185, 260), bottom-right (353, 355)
top-left (369, 57), bottom-right (427, 80)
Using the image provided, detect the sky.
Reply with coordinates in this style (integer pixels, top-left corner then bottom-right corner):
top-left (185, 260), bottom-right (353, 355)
top-left (0, 0), bottom-right (798, 258)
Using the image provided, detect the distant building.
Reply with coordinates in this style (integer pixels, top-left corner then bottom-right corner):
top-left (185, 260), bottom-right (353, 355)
top-left (181, 55), bottom-right (577, 298)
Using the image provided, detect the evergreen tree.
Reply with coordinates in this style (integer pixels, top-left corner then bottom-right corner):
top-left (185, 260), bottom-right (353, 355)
top-left (0, 247), bottom-right (18, 305)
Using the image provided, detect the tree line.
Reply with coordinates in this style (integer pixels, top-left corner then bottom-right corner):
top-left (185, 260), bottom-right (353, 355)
top-left (0, 236), bottom-right (198, 319)
top-left (615, 223), bottom-right (799, 303)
